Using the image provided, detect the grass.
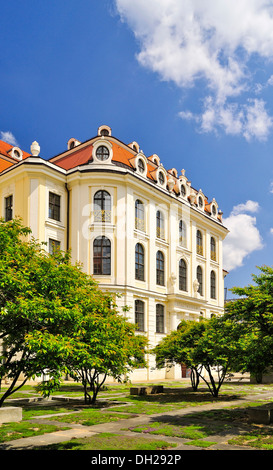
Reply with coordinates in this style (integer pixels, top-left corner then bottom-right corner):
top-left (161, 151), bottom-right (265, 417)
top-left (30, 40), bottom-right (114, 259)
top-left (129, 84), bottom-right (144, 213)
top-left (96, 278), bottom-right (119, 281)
top-left (32, 432), bottom-right (177, 450)
top-left (0, 421), bottom-right (71, 443)
top-left (2, 380), bottom-right (273, 449)
top-left (49, 409), bottom-right (136, 426)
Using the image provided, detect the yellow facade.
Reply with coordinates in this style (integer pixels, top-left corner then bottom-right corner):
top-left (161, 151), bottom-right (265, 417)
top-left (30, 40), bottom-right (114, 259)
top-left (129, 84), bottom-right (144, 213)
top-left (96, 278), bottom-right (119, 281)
top-left (0, 126), bottom-right (228, 380)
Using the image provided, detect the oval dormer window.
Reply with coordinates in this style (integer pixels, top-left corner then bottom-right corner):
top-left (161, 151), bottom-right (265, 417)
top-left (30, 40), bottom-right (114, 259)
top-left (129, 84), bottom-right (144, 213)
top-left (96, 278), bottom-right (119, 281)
top-left (96, 145), bottom-right (110, 161)
top-left (138, 159), bottom-right (145, 174)
top-left (158, 171), bottom-right (165, 185)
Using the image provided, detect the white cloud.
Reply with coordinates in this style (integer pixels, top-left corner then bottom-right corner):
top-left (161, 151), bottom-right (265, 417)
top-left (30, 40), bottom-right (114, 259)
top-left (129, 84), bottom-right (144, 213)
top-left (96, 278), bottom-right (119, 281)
top-left (115, 0), bottom-right (273, 140)
top-left (223, 201), bottom-right (263, 271)
top-left (0, 131), bottom-right (18, 146)
top-left (231, 200), bottom-right (260, 216)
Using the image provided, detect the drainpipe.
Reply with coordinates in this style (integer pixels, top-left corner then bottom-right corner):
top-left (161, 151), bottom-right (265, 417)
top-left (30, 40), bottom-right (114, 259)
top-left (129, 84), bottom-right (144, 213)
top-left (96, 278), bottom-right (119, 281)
top-left (65, 183), bottom-right (70, 251)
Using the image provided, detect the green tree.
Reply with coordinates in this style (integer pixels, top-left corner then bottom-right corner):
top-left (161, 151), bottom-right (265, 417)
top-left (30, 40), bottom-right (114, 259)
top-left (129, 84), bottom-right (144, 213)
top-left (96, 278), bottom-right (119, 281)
top-left (225, 265), bottom-right (273, 382)
top-left (154, 316), bottom-right (242, 397)
top-left (153, 320), bottom-right (205, 391)
top-left (0, 218), bottom-right (146, 406)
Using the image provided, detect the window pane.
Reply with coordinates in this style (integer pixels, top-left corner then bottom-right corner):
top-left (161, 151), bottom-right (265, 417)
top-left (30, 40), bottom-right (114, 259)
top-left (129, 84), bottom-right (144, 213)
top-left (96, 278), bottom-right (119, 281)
top-left (94, 190), bottom-right (111, 222)
top-left (179, 259), bottom-right (187, 291)
top-left (156, 304), bottom-right (164, 333)
top-left (49, 192), bottom-right (61, 221)
top-left (197, 266), bottom-right (203, 296)
top-left (135, 243), bottom-right (145, 281)
top-left (135, 199), bottom-right (145, 231)
top-left (49, 238), bottom-right (60, 255)
top-left (93, 236), bottom-right (111, 275)
top-left (135, 300), bottom-right (144, 331)
top-left (5, 195), bottom-right (13, 221)
top-left (156, 251), bottom-right (164, 286)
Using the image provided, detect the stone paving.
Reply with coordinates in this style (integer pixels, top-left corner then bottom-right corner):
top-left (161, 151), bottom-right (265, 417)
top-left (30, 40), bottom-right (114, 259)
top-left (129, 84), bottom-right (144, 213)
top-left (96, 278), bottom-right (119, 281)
top-left (1, 389), bottom-right (272, 451)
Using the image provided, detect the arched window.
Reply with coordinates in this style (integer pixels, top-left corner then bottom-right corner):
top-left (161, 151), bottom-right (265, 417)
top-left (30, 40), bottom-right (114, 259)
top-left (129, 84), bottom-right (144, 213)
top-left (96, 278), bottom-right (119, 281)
top-left (196, 230), bottom-right (203, 256)
top-left (156, 210), bottom-right (164, 239)
top-left (135, 199), bottom-right (145, 231)
top-left (135, 299), bottom-right (145, 331)
top-left (94, 190), bottom-right (111, 222)
top-left (179, 220), bottom-right (186, 247)
top-left (137, 158), bottom-right (145, 174)
top-left (210, 237), bottom-right (216, 261)
top-left (210, 271), bottom-right (216, 299)
top-left (93, 236), bottom-right (111, 275)
top-left (156, 304), bottom-right (164, 333)
top-left (197, 266), bottom-right (203, 296)
top-left (156, 251), bottom-right (165, 286)
top-left (179, 259), bottom-right (187, 291)
top-left (135, 243), bottom-right (145, 281)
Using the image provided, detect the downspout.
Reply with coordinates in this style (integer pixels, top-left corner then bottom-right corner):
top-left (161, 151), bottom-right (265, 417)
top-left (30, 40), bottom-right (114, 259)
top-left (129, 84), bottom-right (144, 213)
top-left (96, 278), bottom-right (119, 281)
top-left (65, 183), bottom-right (70, 251)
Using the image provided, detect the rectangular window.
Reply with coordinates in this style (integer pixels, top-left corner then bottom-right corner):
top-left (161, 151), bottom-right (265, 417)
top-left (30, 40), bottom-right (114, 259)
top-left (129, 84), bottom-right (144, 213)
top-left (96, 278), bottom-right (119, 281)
top-left (156, 304), bottom-right (164, 333)
top-left (49, 192), bottom-right (61, 221)
top-left (5, 195), bottom-right (13, 221)
top-left (135, 299), bottom-right (145, 332)
top-left (48, 238), bottom-right (61, 255)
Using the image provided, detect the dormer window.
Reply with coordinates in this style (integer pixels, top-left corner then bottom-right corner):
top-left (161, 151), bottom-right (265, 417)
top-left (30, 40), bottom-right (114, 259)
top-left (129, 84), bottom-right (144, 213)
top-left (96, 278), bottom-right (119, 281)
top-left (9, 147), bottom-right (23, 160)
top-left (198, 196), bottom-right (203, 208)
top-left (97, 125), bottom-right (112, 137)
top-left (96, 145), bottom-right (110, 161)
top-left (158, 171), bottom-right (165, 185)
top-left (137, 158), bottom-right (145, 174)
top-left (181, 184), bottom-right (186, 197)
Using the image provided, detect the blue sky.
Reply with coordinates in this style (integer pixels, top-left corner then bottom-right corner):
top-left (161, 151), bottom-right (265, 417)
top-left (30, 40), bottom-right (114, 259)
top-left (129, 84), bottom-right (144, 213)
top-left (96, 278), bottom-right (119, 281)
top-left (1, 0), bottom-right (273, 296)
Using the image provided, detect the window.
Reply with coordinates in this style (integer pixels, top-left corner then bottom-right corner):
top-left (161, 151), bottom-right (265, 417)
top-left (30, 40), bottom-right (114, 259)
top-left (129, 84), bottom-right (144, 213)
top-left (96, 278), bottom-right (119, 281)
top-left (93, 236), bottom-right (111, 275)
top-left (135, 199), bottom-right (145, 231)
top-left (198, 196), bottom-right (203, 208)
top-left (196, 230), bottom-right (203, 256)
top-left (197, 266), bottom-right (203, 296)
top-left (156, 210), bottom-right (164, 239)
top-left (210, 271), bottom-right (216, 299)
top-left (49, 238), bottom-right (60, 254)
top-left (135, 299), bottom-right (144, 331)
top-left (181, 184), bottom-right (186, 197)
top-left (94, 190), bottom-right (111, 222)
top-left (156, 250), bottom-right (165, 286)
top-left (156, 304), bottom-right (164, 333)
top-left (179, 220), bottom-right (186, 247)
top-left (100, 129), bottom-right (109, 136)
top-left (96, 145), bottom-right (110, 161)
top-left (5, 195), bottom-right (13, 221)
top-left (49, 192), bottom-right (61, 221)
top-left (210, 237), bottom-right (216, 261)
top-left (135, 243), bottom-right (145, 281)
top-left (158, 171), bottom-right (165, 185)
top-left (137, 159), bottom-right (145, 174)
top-left (179, 259), bottom-right (187, 291)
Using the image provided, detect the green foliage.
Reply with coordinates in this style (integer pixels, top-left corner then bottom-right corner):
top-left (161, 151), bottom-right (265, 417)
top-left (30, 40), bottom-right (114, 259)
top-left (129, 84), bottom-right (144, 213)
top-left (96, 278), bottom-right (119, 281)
top-left (225, 265), bottom-right (273, 381)
top-left (0, 218), bottom-right (147, 406)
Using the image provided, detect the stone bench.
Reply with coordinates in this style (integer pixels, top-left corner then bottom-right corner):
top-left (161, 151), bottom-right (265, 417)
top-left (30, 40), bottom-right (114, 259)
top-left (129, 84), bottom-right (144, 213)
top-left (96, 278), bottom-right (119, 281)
top-left (0, 406), bottom-right (22, 424)
top-left (130, 385), bottom-right (164, 396)
top-left (247, 405), bottom-right (273, 424)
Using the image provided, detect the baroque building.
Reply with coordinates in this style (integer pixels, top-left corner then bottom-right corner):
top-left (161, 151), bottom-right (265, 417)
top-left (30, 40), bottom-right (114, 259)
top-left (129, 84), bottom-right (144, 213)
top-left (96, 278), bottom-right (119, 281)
top-left (0, 125), bottom-right (228, 380)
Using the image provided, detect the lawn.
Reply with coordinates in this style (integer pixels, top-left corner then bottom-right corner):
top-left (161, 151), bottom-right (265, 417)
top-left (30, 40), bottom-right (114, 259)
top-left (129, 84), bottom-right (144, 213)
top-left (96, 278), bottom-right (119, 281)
top-left (2, 380), bottom-right (273, 449)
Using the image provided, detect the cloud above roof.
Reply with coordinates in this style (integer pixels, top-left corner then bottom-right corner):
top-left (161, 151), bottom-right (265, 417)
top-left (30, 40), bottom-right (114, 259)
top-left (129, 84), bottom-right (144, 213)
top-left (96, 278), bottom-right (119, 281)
top-left (115, 0), bottom-right (273, 140)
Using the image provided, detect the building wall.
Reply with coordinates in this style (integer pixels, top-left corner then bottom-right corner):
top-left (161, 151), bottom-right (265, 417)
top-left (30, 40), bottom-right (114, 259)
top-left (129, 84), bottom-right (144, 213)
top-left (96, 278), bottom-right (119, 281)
top-left (0, 141), bottom-right (228, 382)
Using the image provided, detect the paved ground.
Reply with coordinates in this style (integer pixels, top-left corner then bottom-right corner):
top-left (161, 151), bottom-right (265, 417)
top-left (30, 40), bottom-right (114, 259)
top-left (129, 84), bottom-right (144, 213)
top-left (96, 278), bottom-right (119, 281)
top-left (0, 388), bottom-right (272, 452)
